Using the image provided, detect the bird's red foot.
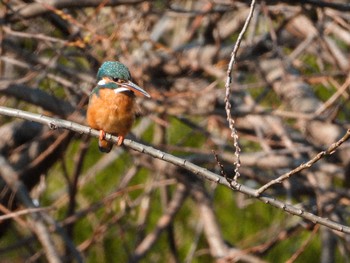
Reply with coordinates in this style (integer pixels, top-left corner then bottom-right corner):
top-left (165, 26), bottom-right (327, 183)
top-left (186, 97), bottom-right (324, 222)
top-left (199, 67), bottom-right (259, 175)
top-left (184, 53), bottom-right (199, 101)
top-left (117, 135), bottom-right (124, 146)
top-left (99, 130), bottom-right (106, 140)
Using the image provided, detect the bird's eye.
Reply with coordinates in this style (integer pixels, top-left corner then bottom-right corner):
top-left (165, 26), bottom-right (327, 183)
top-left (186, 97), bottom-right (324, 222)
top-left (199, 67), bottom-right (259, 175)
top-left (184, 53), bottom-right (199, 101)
top-left (112, 78), bottom-right (125, 83)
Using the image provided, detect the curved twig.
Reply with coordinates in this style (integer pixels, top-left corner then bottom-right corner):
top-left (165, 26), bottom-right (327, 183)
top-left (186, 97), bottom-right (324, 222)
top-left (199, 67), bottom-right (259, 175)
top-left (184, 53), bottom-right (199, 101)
top-left (224, 0), bottom-right (256, 181)
top-left (257, 129), bottom-right (350, 195)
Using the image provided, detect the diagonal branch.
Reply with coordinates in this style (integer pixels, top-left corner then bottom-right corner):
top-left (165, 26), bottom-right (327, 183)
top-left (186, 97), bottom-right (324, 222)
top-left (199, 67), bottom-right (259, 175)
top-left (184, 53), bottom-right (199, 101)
top-left (257, 129), bottom-right (350, 195)
top-left (2, 0), bottom-right (146, 22)
top-left (130, 183), bottom-right (188, 261)
top-left (0, 156), bottom-right (62, 263)
top-left (0, 156), bottom-right (84, 263)
top-left (0, 106), bottom-right (350, 234)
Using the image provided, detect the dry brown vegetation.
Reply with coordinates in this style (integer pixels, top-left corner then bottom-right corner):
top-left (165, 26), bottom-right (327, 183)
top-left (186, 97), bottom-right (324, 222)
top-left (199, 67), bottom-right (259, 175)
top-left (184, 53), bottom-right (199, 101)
top-left (1, 0), bottom-right (350, 262)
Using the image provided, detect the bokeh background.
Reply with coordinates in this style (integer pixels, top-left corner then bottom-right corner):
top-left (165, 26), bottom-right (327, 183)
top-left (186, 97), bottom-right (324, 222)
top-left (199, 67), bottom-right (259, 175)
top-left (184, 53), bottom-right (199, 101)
top-left (1, 1), bottom-right (350, 262)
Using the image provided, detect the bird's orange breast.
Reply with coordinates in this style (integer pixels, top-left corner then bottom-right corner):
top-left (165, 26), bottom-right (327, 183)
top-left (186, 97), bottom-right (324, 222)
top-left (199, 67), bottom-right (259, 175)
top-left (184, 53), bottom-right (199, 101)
top-left (87, 88), bottom-right (136, 137)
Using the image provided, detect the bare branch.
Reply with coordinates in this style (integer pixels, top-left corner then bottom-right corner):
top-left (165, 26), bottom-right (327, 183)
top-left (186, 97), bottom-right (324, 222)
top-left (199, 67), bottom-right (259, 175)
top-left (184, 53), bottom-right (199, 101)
top-left (2, 0), bottom-right (146, 22)
top-left (257, 128), bottom-right (350, 195)
top-left (0, 156), bottom-right (62, 263)
top-left (224, 0), bottom-right (256, 181)
top-left (0, 207), bottom-right (54, 222)
top-left (131, 183), bottom-right (188, 261)
top-left (1, 106), bottom-right (350, 234)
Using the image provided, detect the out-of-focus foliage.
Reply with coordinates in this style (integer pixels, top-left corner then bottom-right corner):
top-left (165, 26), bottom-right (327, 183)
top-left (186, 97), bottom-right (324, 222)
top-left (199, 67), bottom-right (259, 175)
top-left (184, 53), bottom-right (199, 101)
top-left (1, 0), bottom-right (350, 262)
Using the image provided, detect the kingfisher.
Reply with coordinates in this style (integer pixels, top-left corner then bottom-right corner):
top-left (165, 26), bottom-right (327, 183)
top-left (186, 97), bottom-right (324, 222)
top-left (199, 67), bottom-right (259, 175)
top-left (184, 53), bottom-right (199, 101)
top-left (87, 61), bottom-right (151, 153)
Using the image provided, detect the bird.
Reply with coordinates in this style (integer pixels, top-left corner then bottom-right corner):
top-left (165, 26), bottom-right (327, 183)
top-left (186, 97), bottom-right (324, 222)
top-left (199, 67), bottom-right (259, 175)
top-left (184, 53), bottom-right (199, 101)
top-left (87, 61), bottom-right (151, 153)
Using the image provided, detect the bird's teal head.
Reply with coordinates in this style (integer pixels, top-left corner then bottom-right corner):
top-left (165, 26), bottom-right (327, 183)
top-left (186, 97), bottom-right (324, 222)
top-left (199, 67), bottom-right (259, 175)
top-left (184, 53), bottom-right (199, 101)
top-left (97, 61), bottom-right (131, 81)
top-left (96, 61), bottom-right (151, 98)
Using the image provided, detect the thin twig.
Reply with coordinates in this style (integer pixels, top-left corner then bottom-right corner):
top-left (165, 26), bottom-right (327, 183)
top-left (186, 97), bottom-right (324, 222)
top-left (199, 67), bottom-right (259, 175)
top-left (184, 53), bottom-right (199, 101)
top-left (3, 0), bottom-right (145, 22)
top-left (256, 128), bottom-right (350, 195)
top-left (224, 0), bottom-right (256, 181)
top-left (131, 183), bottom-right (188, 261)
top-left (285, 224), bottom-right (320, 263)
top-left (0, 206), bottom-right (54, 222)
top-left (212, 150), bottom-right (229, 180)
top-left (0, 137), bottom-right (83, 263)
top-left (1, 106), bottom-right (350, 234)
top-left (314, 75), bottom-right (350, 116)
top-left (0, 156), bottom-right (62, 263)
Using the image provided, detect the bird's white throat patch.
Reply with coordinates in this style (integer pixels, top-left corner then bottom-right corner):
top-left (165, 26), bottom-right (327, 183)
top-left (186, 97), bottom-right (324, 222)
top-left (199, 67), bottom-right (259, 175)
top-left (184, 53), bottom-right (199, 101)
top-left (114, 87), bottom-right (130, 94)
top-left (97, 79), bottom-right (106, 85)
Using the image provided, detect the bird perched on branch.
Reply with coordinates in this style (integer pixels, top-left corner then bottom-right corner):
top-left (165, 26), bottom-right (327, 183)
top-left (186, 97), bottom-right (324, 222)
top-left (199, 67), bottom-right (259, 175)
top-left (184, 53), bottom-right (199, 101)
top-left (87, 61), bottom-right (151, 152)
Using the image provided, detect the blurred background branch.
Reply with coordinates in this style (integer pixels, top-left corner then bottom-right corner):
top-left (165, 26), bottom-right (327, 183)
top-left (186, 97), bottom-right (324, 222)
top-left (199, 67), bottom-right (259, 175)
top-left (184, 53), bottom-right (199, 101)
top-left (1, 0), bottom-right (350, 262)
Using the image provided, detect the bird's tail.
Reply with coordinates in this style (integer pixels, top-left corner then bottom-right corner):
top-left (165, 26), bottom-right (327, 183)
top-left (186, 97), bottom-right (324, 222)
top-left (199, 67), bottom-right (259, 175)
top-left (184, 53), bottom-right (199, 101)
top-left (98, 138), bottom-right (113, 153)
